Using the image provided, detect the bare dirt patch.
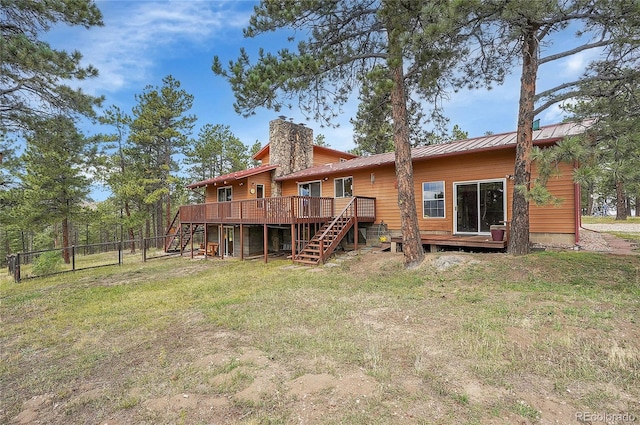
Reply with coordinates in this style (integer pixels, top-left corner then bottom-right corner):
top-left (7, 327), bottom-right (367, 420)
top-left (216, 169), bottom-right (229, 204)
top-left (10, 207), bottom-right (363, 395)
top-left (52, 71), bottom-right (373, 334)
top-left (4, 249), bottom-right (639, 424)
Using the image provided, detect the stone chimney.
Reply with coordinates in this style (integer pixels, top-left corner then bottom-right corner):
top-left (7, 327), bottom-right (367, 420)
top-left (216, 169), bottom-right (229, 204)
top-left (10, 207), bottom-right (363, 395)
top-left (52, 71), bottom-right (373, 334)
top-left (269, 118), bottom-right (313, 196)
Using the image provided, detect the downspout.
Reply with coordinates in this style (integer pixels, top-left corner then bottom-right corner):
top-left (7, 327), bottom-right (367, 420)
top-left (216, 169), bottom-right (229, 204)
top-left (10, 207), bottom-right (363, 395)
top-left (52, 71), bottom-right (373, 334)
top-left (574, 181), bottom-right (581, 244)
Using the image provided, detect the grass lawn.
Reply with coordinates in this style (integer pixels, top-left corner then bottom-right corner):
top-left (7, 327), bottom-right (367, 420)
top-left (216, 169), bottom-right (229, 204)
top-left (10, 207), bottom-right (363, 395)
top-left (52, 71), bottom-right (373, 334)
top-left (1, 250), bottom-right (639, 424)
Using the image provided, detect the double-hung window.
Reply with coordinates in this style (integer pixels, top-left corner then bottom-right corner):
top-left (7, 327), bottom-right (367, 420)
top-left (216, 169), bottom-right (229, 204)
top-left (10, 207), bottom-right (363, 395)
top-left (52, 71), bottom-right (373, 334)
top-left (334, 177), bottom-right (353, 198)
top-left (422, 181), bottom-right (445, 218)
top-left (218, 186), bottom-right (232, 202)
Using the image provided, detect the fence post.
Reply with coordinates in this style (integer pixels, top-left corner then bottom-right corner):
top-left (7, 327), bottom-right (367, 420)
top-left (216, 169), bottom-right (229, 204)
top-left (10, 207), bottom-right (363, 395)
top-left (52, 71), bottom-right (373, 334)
top-left (15, 253), bottom-right (21, 283)
top-left (143, 238), bottom-right (147, 262)
top-left (72, 245), bottom-right (76, 271)
top-left (119, 240), bottom-right (122, 266)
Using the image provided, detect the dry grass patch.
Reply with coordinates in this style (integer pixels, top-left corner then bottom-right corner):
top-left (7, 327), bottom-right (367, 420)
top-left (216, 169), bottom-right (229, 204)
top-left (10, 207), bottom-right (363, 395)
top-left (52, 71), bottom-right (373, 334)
top-left (1, 250), bottom-right (639, 424)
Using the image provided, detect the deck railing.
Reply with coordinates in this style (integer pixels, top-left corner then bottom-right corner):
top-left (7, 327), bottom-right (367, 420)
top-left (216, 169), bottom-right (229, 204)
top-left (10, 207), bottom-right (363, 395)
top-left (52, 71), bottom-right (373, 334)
top-left (178, 196), bottom-right (376, 224)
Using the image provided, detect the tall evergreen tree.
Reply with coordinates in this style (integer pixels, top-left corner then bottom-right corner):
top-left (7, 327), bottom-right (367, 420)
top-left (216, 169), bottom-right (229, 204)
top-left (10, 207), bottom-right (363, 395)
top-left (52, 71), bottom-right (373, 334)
top-left (0, 138), bottom-right (22, 262)
top-left (452, 0), bottom-right (640, 254)
top-left (99, 105), bottom-right (143, 252)
top-left (129, 75), bottom-right (196, 237)
top-left (213, 0), bottom-right (469, 267)
top-left (248, 140), bottom-right (263, 168)
top-left (564, 66), bottom-right (640, 220)
top-left (184, 124), bottom-right (250, 183)
top-left (0, 0), bottom-right (104, 132)
top-left (20, 116), bottom-right (95, 263)
top-left (350, 65), bottom-right (432, 156)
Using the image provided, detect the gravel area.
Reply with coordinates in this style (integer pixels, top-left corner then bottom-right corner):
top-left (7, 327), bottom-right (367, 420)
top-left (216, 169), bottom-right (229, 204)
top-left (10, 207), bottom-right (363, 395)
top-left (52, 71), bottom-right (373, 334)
top-left (577, 229), bottom-right (611, 252)
top-left (532, 223), bottom-right (640, 252)
top-left (581, 223), bottom-right (640, 233)
top-left (578, 223), bottom-right (640, 252)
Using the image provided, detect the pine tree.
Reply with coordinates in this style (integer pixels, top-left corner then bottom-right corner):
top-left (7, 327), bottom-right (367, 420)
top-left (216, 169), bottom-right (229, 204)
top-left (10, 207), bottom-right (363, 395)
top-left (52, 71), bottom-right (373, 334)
top-left (565, 66), bottom-right (640, 220)
top-left (213, 0), bottom-right (468, 267)
top-left (1, 0), bottom-right (104, 132)
top-left (21, 116), bottom-right (95, 263)
top-left (452, 0), bottom-right (640, 253)
top-left (99, 105), bottom-right (142, 252)
top-left (129, 75), bottom-right (196, 237)
top-left (184, 124), bottom-right (250, 183)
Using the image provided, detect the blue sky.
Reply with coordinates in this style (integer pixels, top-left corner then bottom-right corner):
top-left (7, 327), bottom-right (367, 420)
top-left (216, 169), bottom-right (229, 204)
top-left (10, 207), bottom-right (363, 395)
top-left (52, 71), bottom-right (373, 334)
top-left (46, 0), bottom-right (598, 199)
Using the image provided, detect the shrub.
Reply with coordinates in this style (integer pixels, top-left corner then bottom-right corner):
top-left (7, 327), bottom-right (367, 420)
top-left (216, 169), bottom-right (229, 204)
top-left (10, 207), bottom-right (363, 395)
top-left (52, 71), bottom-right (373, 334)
top-left (32, 250), bottom-right (63, 276)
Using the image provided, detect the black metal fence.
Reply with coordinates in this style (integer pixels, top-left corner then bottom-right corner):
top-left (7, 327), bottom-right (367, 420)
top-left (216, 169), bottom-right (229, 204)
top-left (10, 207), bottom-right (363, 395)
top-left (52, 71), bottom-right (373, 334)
top-left (6, 236), bottom-right (180, 283)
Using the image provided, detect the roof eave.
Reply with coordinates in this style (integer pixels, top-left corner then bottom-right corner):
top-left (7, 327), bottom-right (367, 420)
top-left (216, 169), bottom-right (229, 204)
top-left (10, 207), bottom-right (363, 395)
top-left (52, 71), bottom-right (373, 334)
top-left (274, 137), bottom-right (564, 182)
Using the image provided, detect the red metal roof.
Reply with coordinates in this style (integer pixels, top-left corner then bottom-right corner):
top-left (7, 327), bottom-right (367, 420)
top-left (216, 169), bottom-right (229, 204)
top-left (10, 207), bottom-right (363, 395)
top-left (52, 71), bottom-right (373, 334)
top-left (187, 164), bottom-right (279, 189)
top-left (275, 120), bottom-right (593, 182)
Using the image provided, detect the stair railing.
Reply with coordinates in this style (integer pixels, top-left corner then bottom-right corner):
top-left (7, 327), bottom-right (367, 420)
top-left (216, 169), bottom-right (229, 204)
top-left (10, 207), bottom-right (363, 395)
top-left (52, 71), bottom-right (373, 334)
top-left (315, 197), bottom-right (356, 264)
top-left (164, 210), bottom-right (182, 252)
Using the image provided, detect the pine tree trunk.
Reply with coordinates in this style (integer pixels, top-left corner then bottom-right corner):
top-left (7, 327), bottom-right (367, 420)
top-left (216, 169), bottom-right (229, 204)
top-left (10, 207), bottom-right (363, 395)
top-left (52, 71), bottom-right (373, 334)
top-left (166, 191), bottom-right (171, 236)
top-left (387, 23), bottom-right (424, 268)
top-left (508, 26), bottom-right (539, 255)
top-left (156, 201), bottom-right (163, 242)
top-left (615, 180), bottom-right (627, 220)
top-left (586, 184), bottom-right (595, 216)
top-left (62, 217), bottom-right (71, 264)
top-left (124, 201), bottom-right (136, 253)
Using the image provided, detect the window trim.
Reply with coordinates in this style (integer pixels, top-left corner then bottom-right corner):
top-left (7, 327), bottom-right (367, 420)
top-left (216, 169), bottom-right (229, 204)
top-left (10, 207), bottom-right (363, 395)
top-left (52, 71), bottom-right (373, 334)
top-left (217, 186), bottom-right (232, 202)
top-left (298, 180), bottom-right (322, 197)
top-left (334, 176), bottom-right (353, 198)
top-left (255, 184), bottom-right (264, 199)
top-left (453, 178), bottom-right (507, 235)
top-left (422, 181), bottom-right (446, 219)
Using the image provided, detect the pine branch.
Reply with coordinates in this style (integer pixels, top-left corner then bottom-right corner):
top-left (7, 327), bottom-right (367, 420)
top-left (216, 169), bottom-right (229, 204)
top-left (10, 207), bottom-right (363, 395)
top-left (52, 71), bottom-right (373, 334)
top-left (539, 38), bottom-right (611, 65)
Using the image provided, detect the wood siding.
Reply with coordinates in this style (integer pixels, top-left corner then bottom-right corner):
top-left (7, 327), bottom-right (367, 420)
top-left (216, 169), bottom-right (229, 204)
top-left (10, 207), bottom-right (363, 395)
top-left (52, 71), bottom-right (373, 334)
top-left (312, 150), bottom-right (349, 166)
top-left (529, 161), bottom-right (576, 234)
top-left (280, 148), bottom-right (576, 235)
top-left (204, 171), bottom-right (274, 204)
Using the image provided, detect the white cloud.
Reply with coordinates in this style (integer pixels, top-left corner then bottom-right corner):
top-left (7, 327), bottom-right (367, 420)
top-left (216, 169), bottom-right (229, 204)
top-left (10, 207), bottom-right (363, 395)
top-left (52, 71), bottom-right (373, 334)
top-left (52, 1), bottom-right (252, 95)
top-left (562, 51), bottom-right (587, 77)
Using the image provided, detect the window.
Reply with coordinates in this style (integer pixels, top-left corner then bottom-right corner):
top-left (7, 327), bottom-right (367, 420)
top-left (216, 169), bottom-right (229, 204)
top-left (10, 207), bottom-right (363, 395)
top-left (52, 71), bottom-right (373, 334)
top-left (256, 184), bottom-right (264, 208)
top-left (299, 181), bottom-right (321, 197)
top-left (218, 186), bottom-right (232, 202)
top-left (423, 181), bottom-right (445, 218)
top-left (334, 177), bottom-right (353, 198)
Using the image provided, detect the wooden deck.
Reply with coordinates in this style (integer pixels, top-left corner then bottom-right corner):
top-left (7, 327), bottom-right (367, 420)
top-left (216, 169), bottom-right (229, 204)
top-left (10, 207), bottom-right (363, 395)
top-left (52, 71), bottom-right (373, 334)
top-left (178, 196), bottom-right (376, 225)
top-left (391, 234), bottom-right (507, 251)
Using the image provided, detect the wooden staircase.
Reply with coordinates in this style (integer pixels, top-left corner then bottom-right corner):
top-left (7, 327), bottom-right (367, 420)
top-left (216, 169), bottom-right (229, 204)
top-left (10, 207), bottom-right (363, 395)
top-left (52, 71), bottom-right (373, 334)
top-left (294, 198), bottom-right (357, 265)
top-left (165, 211), bottom-right (202, 253)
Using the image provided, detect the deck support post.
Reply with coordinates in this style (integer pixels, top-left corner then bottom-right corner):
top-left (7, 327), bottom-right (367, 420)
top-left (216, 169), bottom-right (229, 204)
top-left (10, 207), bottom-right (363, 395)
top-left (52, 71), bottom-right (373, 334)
top-left (204, 224), bottom-right (208, 259)
top-left (219, 224), bottom-right (223, 259)
top-left (291, 224), bottom-right (296, 263)
top-left (190, 224), bottom-right (194, 259)
top-left (240, 224), bottom-right (244, 261)
top-left (354, 198), bottom-right (359, 251)
top-left (263, 224), bottom-right (268, 263)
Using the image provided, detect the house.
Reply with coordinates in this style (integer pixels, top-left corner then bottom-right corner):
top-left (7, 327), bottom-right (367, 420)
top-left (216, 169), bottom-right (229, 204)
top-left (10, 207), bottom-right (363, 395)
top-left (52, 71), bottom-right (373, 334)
top-left (168, 117), bottom-right (590, 264)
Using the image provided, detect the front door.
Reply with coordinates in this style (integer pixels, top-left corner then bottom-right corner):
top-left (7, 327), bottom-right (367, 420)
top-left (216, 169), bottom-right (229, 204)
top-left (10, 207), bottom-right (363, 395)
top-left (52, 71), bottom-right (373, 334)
top-left (224, 226), bottom-right (234, 256)
top-left (454, 180), bottom-right (506, 234)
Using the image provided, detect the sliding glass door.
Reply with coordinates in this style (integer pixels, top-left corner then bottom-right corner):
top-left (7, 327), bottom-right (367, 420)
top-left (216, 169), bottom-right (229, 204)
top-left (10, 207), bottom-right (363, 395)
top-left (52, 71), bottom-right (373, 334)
top-left (455, 180), bottom-right (506, 234)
